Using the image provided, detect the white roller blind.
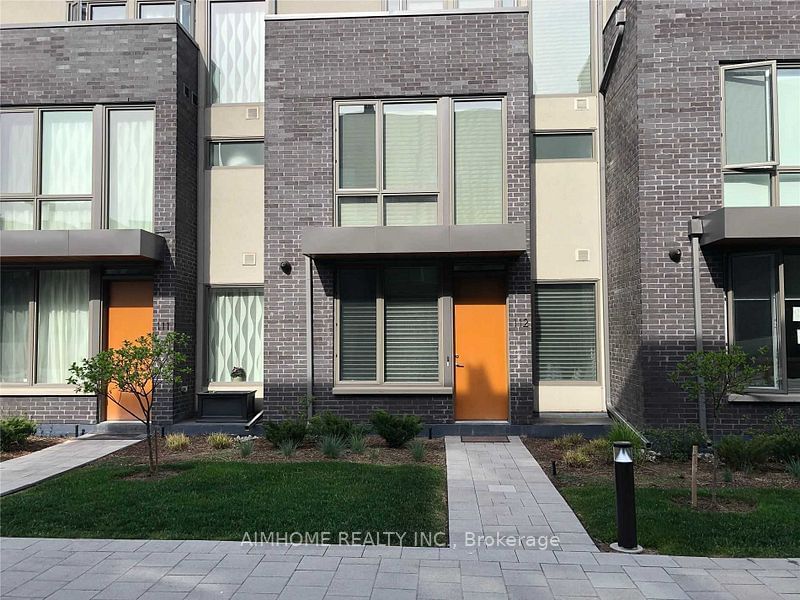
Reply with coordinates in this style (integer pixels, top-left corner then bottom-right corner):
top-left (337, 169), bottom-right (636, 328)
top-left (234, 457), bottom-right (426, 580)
top-left (339, 196), bottom-right (378, 226)
top-left (41, 111), bottom-right (93, 196)
top-left (531, 0), bottom-right (592, 94)
top-left (454, 100), bottom-right (503, 224)
top-left (109, 109), bottom-right (155, 231)
top-left (536, 283), bottom-right (597, 381)
top-left (778, 68), bottom-right (800, 166)
top-left (210, 1), bottom-right (265, 104)
top-left (383, 103), bottom-right (437, 190)
top-left (0, 270), bottom-right (32, 383)
top-left (208, 288), bottom-right (264, 382)
top-left (384, 266), bottom-right (439, 383)
top-left (384, 195), bottom-right (437, 226)
top-left (339, 269), bottom-right (377, 381)
top-left (724, 65), bottom-right (773, 166)
top-left (338, 105), bottom-right (376, 189)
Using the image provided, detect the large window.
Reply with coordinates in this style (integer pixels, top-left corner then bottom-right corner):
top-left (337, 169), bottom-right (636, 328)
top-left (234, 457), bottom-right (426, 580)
top-left (0, 269), bottom-right (90, 385)
top-left (207, 287), bottom-right (264, 383)
top-left (534, 133), bottom-right (594, 160)
top-left (210, 1), bottom-right (264, 104)
top-left (335, 98), bottom-right (504, 227)
top-left (722, 63), bottom-right (800, 207)
top-left (208, 140), bottom-right (264, 167)
top-left (531, 0), bottom-right (592, 95)
top-left (535, 283), bottom-right (597, 381)
top-left (729, 252), bottom-right (800, 392)
top-left (70, 1), bottom-right (194, 32)
top-left (0, 107), bottom-right (155, 232)
top-left (337, 266), bottom-right (440, 386)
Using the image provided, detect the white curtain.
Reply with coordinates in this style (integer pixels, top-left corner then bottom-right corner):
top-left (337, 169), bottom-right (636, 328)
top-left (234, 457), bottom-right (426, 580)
top-left (0, 202), bottom-right (34, 230)
top-left (532, 0), bottom-right (592, 95)
top-left (36, 270), bottom-right (89, 384)
top-left (0, 112), bottom-right (34, 194)
top-left (210, 1), bottom-right (265, 104)
top-left (109, 110), bottom-right (155, 231)
top-left (40, 201), bottom-right (92, 230)
top-left (41, 111), bottom-right (93, 196)
top-left (0, 271), bottom-right (32, 383)
top-left (208, 288), bottom-right (263, 382)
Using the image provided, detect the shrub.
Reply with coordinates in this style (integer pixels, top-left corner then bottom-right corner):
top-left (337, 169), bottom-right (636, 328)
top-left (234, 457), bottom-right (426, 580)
top-left (237, 437), bottom-right (255, 457)
top-left (264, 418), bottom-right (307, 448)
top-left (723, 467), bottom-right (733, 483)
top-left (207, 432), bottom-right (233, 450)
top-left (645, 426), bottom-right (707, 460)
top-left (554, 433), bottom-right (585, 450)
top-left (762, 431), bottom-right (800, 464)
top-left (165, 432), bottom-right (190, 451)
top-left (319, 435), bottom-right (346, 459)
top-left (410, 439), bottom-right (426, 462)
top-left (786, 457), bottom-right (800, 480)
top-left (369, 410), bottom-right (422, 448)
top-left (308, 412), bottom-right (353, 440)
top-left (717, 435), bottom-right (770, 471)
top-left (585, 438), bottom-right (612, 464)
top-left (349, 434), bottom-right (366, 454)
top-left (0, 416), bottom-right (37, 451)
top-left (279, 439), bottom-right (298, 457)
top-left (607, 421), bottom-right (644, 454)
top-left (563, 449), bottom-right (590, 468)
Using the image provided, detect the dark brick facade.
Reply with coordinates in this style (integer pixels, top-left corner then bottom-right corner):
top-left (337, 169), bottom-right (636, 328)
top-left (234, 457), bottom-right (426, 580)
top-left (0, 22), bottom-right (199, 425)
top-left (264, 11), bottom-right (532, 423)
top-left (0, 396), bottom-right (96, 424)
top-left (603, 0), bottom-right (800, 434)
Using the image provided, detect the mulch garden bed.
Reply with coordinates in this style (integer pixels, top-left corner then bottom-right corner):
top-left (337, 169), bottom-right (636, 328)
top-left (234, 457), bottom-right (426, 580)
top-left (0, 436), bottom-right (68, 462)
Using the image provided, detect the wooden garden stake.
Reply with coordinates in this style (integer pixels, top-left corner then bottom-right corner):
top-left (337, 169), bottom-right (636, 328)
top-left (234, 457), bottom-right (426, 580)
top-left (691, 444), bottom-right (698, 508)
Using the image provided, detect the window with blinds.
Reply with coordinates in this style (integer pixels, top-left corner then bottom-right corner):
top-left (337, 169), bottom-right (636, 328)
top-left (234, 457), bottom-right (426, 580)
top-left (535, 283), bottom-right (597, 381)
top-left (338, 266), bottom-right (440, 386)
top-left (531, 0), bottom-right (592, 95)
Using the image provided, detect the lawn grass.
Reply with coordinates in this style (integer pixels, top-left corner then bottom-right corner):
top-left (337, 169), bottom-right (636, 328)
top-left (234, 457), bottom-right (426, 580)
top-left (0, 461), bottom-right (447, 544)
top-left (561, 484), bottom-right (800, 557)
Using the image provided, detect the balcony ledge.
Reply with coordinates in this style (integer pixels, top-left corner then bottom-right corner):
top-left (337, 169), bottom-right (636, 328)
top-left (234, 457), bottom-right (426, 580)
top-left (696, 206), bottom-right (800, 248)
top-left (0, 229), bottom-right (166, 263)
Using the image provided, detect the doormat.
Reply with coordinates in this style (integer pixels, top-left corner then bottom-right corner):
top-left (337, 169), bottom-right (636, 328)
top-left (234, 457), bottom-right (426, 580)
top-left (461, 436), bottom-right (509, 443)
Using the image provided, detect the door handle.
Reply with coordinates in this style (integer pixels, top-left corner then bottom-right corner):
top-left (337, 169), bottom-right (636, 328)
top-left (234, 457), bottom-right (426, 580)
top-left (455, 363), bottom-right (465, 368)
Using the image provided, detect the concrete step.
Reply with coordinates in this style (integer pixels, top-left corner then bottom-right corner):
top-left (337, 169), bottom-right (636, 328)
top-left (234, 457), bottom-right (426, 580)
top-left (426, 412), bottom-right (612, 439)
top-left (96, 420), bottom-right (147, 436)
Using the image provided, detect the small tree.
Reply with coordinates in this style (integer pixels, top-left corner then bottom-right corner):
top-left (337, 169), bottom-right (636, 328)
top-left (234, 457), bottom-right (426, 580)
top-left (68, 332), bottom-right (190, 474)
top-left (670, 345), bottom-right (765, 503)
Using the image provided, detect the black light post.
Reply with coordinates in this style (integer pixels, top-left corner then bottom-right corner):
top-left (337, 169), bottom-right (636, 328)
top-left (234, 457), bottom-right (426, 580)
top-left (610, 441), bottom-right (643, 553)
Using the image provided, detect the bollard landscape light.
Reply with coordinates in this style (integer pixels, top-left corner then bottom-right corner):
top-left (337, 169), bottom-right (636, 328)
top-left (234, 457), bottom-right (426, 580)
top-left (610, 441), bottom-right (643, 553)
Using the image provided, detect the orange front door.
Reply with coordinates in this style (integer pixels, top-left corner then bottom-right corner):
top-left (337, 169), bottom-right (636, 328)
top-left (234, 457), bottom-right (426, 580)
top-left (105, 281), bottom-right (153, 421)
top-left (453, 275), bottom-right (509, 421)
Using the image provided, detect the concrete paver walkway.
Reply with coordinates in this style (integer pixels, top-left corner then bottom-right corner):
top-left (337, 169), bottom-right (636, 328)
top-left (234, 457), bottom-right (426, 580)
top-left (1, 436), bottom-right (799, 599)
top-left (0, 436), bottom-right (139, 496)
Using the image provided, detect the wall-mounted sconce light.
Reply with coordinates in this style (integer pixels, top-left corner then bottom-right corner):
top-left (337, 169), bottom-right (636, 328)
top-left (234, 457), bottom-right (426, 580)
top-left (280, 260), bottom-right (292, 275)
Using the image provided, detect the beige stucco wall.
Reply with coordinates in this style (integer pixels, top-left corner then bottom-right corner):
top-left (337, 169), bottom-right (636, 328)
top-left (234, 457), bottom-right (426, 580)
top-left (532, 95), bottom-right (598, 131)
top-left (0, 0), bottom-right (68, 23)
top-left (538, 383), bottom-right (605, 412)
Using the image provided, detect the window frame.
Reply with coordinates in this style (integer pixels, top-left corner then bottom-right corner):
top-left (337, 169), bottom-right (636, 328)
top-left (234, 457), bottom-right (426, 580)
top-left (533, 280), bottom-right (600, 384)
top-left (383, 1), bottom-right (524, 11)
top-left (137, 0), bottom-right (177, 19)
top-left (0, 267), bottom-right (99, 389)
top-left (334, 263), bottom-right (448, 392)
top-left (721, 62), bottom-right (800, 207)
top-left (206, 138), bottom-right (265, 169)
top-left (333, 96), bottom-right (507, 228)
top-left (726, 249), bottom-right (799, 395)
top-left (532, 130), bottom-right (596, 162)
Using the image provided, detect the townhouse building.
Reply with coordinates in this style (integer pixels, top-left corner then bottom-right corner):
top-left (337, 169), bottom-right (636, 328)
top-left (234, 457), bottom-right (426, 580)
top-left (0, 0), bottom-right (795, 436)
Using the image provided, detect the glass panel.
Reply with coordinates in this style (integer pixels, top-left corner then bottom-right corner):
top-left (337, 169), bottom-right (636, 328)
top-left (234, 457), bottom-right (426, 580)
top-left (384, 266), bottom-right (439, 383)
top-left (457, 0), bottom-right (496, 8)
top-left (454, 100), bottom-right (503, 224)
top-left (536, 283), bottom-right (597, 381)
top-left (37, 270), bottom-right (89, 384)
top-left (207, 288), bottom-right (264, 382)
top-left (0, 270), bottom-right (32, 383)
top-left (778, 68), bottom-right (800, 166)
top-left (338, 196), bottom-right (378, 227)
top-left (109, 109), bottom-right (155, 230)
top-left (785, 254), bottom-right (800, 391)
top-left (139, 2), bottom-right (176, 18)
top-left (723, 173), bottom-right (771, 207)
top-left (210, 1), bottom-right (264, 104)
top-left (534, 133), bottom-right (593, 160)
top-left (406, 0), bottom-right (445, 9)
top-left (780, 173), bottom-right (800, 207)
top-left (40, 201), bottom-right (92, 230)
top-left (724, 66), bottom-right (773, 165)
top-left (384, 195), bottom-right (437, 226)
top-left (178, 0), bottom-right (193, 31)
top-left (383, 103), bottom-right (437, 190)
top-left (532, 0), bottom-right (591, 94)
top-left (338, 104), bottom-right (376, 189)
top-left (0, 202), bottom-right (34, 230)
top-left (209, 141), bottom-right (264, 167)
top-left (0, 112), bottom-right (34, 194)
top-left (41, 111), bottom-right (93, 196)
top-left (90, 4), bottom-right (127, 19)
top-left (731, 254), bottom-right (779, 388)
top-left (339, 269), bottom-right (377, 381)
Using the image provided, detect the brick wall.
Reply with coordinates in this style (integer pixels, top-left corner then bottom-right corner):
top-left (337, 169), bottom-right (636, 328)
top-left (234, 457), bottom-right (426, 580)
top-left (264, 11), bottom-right (531, 423)
top-left (0, 397), bottom-right (96, 424)
top-left (603, 0), bottom-right (800, 434)
top-left (0, 23), bottom-right (199, 425)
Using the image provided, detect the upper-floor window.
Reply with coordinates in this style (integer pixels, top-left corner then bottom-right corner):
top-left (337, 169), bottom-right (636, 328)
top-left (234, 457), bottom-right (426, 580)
top-left (386, 0), bottom-right (524, 10)
top-left (334, 98), bottom-right (505, 227)
top-left (210, 1), bottom-right (265, 105)
top-left (722, 63), bottom-right (800, 207)
top-left (69, 1), bottom-right (195, 34)
top-left (533, 132), bottom-right (594, 160)
top-left (0, 107), bottom-right (155, 232)
top-left (208, 140), bottom-right (264, 167)
top-left (90, 2), bottom-right (127, 19)
top-left (531, 0), bottom-right (592, 95)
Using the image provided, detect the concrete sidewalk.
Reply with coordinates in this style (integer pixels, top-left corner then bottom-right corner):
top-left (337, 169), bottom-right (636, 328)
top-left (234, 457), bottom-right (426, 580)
top-left (0, 436), bottom-right (139, 496)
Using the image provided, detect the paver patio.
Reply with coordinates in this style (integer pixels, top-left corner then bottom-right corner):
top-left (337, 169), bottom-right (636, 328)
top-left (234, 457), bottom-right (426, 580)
top-left (1, 436), bottom-right (799, 598)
